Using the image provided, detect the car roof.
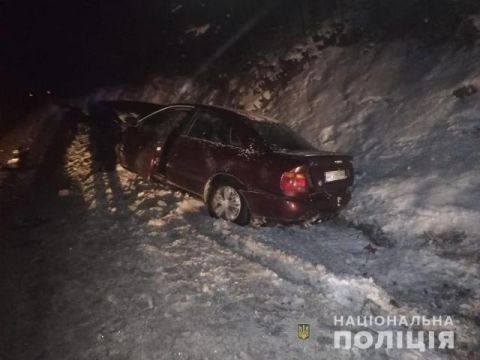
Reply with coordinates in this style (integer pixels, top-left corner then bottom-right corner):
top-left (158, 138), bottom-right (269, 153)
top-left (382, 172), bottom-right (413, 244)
top-left (98, 100), bottom-right (277, 124)
top-left (98, 100), bottom-right (165, 118)
top-left (170, 103), bottom-right (278, 123)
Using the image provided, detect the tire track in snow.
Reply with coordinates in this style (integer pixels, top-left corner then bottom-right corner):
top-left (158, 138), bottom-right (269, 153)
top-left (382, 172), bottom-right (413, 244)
top-left (155, 195), bottom-right (409, 317)
top-left (150, 194), bottom-right (477, 357)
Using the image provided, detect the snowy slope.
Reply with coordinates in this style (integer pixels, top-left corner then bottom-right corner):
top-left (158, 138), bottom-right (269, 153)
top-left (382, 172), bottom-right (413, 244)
top-left (83, 39), bottom-right (480, 357)
top-left (267, 42), bottom-right (480, 246)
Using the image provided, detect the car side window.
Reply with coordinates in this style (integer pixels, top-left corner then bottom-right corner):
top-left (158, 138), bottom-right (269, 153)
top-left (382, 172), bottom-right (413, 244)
top-left (187, 112), bottom-right (231, 145)
top-left (142, 109), bottom-right (192, 138)
top-left (229, 120), bottom-right (265, 150)
top-left (229, 126), bottom-right (243, 148)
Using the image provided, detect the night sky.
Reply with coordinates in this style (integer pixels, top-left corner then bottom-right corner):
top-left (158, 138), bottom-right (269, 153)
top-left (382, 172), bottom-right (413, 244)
top-left (1, 0), bottom-right (304, 97)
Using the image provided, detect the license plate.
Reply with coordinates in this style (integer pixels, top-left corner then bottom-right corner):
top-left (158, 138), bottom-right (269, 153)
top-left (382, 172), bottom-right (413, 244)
top-left (325, 170), bottom-right (347, 182)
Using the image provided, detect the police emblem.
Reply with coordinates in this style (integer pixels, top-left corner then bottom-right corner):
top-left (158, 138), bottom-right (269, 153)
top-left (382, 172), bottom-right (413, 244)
top-left (297, 323), bottom-right (310, 341)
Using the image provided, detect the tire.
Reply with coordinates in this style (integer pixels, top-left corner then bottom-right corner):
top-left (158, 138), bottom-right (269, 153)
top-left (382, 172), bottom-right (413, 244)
top-left (207, 181), bottom-right (250, 226)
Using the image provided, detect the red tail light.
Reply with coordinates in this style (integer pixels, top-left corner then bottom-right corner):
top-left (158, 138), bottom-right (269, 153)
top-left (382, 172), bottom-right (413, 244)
top-left (280, 169), bottom-right (308, 194)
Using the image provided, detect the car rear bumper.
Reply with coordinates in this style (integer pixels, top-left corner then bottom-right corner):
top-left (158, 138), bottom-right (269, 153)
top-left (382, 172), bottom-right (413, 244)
top-left (241, 190), bottom-right (351, 222)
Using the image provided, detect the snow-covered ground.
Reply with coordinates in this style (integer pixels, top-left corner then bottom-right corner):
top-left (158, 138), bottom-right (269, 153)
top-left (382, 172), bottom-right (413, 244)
top-left (0, 104), bottom-right (62, 224)
top-left (7, 124), bottom-right (474, 359)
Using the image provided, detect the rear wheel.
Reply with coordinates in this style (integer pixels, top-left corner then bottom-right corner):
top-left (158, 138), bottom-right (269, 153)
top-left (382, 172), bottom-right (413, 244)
top-left (208, 183), bottom-right (250, 225)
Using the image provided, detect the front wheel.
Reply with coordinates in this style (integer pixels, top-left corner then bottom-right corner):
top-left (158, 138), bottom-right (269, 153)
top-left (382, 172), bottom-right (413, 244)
top-left (208, 184), bottom-right (250, 225)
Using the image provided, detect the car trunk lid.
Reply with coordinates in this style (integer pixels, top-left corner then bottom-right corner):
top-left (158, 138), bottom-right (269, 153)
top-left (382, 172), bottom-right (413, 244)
top-left (273, 150), bottom-right (354, 194)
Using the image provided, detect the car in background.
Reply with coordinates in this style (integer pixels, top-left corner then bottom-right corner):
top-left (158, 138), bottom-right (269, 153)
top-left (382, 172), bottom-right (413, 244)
top-left (89, 101), bottom-right (354, 225)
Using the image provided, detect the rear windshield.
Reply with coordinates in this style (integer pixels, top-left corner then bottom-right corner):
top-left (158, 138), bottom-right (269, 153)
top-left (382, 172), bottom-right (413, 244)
top-left (250, 121), bottom-right (316, 152)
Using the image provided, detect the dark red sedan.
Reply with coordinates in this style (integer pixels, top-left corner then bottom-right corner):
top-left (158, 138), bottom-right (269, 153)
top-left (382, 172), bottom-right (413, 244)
top-left (91, 101), bottom-right (354, 225)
